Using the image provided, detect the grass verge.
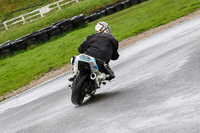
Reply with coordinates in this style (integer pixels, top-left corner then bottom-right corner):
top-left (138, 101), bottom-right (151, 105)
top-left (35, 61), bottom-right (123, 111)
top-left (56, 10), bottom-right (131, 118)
top-left (1, 0), bottom-right (200, 96)
top-left (0, 0), bottom-right (60, 21)
top-left (0, 0), bottom-right (119, 44)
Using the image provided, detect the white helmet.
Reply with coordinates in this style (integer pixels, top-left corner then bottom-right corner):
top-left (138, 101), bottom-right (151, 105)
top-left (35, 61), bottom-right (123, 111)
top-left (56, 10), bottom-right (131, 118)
top-left (95, 21), bottom-right (111, 34)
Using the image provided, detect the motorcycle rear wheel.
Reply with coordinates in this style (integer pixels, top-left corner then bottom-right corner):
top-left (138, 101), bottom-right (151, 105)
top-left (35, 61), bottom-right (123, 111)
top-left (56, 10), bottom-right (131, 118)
top-left (71, 72), bottom-right (88, 105)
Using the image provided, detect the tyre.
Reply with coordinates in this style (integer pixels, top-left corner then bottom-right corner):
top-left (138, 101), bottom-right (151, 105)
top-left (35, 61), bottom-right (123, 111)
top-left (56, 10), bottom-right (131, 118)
top-left (138, 0), bottom-right (147, 3)
top-left (105, 6), bottom-right (114, 15)
top-left (99, 10), bottom-right (106, 18)
top-left (71, 72), bottom-right (88, 105)
top-left (46, 25), bottom-right (61, 37)
top-left (34, 30), bottom-right (49, 42)
top-left (90, 13), bottom-right (99, 21)
top-left (121, 1), bottom-right (131, 9)
top-left (53, 19), bottom-right (74, 32)
top-left (11, 39), bottom-right (27, 51)
top-left (70, 14), bottom-right (86, 28)
top-left (113, 3), bottom-right (123, 12)
top-left (129, 0), bottom-right (139, 5)
top-left (0, 41), bottom-right (13, 57)
top-left (23, 34), bottom-right (38, 46)
top-left (84, 16), bottom-right (91, 23)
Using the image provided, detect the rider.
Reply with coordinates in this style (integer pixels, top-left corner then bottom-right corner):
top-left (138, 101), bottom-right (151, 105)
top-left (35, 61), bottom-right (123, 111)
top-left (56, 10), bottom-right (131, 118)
top-left (69, 21), bottom-right (119, 85)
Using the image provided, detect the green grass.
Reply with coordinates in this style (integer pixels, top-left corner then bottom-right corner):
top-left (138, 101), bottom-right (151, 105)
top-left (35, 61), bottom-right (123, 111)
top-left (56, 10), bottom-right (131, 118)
top-left (0, 0), bottom-right (72, 22)
top-left (1, 0), bottom-right (200, 96)
top-left (0, 0), bottom-right (119, 44)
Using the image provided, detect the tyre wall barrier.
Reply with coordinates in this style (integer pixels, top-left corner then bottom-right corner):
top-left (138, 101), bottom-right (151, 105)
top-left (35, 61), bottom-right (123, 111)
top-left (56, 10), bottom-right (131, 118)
top-left (22, 34), bottom-right (38, 46)
top-left (98, 10), bottom-right (106, 18)
top-left (70, 14), bottom-right (86, 28)
top-left (113, 3), bottom-right (123, 12)
top-left (0, 41), bottom-right (13, 56)
top-left (11, 39), bottom-right (27, 51)
top-left (0, 0), bottom-right (148, 57)
top-left (46, 25), bottom-right (62, 37)
top-left (53, 19), bottom-right (74, 33)
top-left (130, 0), bottom-right (139, 5)
top-left (84, 16), bottom-right (91, 23)
top-left (34, 29), bottom-right (50, 42)
top-left (138, 0), bottom-right (148, 3)
top-left (105, 6), bottom-right (115, 15)
top-left (121, 0), bottom-right (131, 8)
top-left (89, 13), bottom-right (99, 22)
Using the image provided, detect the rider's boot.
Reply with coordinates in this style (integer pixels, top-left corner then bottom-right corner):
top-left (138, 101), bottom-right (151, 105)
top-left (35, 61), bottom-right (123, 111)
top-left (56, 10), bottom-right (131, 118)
top-left (95, 72), bottom-right (106, 88)
top-left (68, 67), bottom-right (78, 81)
top-left (104, 63), bottom-right (115, 80)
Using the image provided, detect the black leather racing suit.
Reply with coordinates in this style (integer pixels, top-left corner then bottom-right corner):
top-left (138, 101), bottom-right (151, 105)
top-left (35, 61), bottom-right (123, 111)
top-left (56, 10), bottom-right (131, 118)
top-left (78, 33), bottom-right (119, 79)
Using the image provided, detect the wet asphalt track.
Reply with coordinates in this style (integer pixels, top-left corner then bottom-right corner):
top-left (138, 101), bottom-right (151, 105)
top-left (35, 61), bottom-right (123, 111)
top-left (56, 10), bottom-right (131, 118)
top-left (1, 16), bottom-right (200, 133)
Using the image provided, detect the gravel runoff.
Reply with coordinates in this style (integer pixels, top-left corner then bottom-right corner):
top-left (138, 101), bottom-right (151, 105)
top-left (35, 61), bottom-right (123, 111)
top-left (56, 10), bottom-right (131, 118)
top-left (1, 9), bottom-right (200, 101)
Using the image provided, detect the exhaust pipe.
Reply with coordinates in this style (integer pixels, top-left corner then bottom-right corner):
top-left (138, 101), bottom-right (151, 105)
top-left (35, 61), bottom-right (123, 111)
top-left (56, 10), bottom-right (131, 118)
top-left (90, 73), bottom-right (96, 80)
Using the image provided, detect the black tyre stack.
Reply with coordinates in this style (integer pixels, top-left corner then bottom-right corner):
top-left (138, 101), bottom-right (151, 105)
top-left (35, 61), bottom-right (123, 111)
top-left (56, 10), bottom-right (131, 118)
top-left (11, 39), bottom-right (26, 51)
top-left (34, 28), bottom-right (50, 42)
top-left (121, 0), bottom-right (131, 8)
top-left (70, 14), bottom-right (86, 28)
top-left (0, 0), bottom-right (148, 57)
top-left (90, 13), bottom-right (99, 22)
top-left (0, 41), bottom-right (13, 56)
top-left (114, 3), bottom-right (123, 12)
top-left (53, 19), bottom-right (74, 33)
top-left (46, 25), bottom-right (62, 38)
top-left (138, 0), bottom-right (147, 3)
top-left (130, 0), bottom-right (139, 5)
top-left (105, 6), bottom-right (115, 15)
top-left (22, 34), bottom-right (38, 46)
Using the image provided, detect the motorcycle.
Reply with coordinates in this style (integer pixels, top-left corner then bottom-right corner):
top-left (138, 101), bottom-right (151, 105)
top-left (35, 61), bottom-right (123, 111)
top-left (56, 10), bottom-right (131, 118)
top-left (69, 54), bottom-right (107, 105)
